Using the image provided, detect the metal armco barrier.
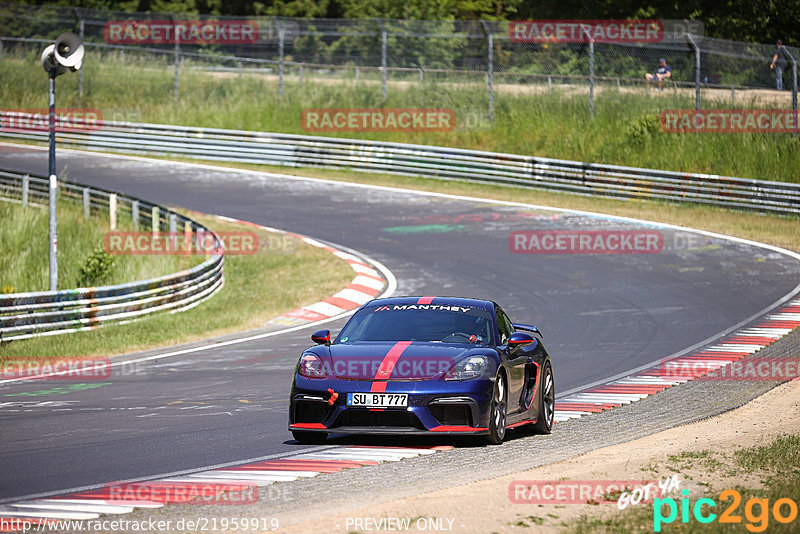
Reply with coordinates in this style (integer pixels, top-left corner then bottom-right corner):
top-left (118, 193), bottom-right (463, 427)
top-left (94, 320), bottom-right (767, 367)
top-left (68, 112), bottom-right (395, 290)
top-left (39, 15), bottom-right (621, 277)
top-left (1, 116), bottom-right (799, 216)
top-left (0, 169), bottom-right (224, 342)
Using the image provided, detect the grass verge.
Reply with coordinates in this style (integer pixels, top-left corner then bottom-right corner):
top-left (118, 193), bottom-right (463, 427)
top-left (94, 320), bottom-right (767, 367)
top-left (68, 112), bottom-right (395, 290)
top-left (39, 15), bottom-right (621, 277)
top-left (0, 197), bottom-right (196, 292)
top-left (568, 431), bottom-right (800, 533)
top-left (0, 211), bottom-right (354, 359)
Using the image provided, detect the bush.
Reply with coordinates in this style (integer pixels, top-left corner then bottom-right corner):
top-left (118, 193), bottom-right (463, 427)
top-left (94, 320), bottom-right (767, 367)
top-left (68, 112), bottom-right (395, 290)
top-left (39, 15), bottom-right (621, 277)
top-left (77, 245), bottom-right (115, 287)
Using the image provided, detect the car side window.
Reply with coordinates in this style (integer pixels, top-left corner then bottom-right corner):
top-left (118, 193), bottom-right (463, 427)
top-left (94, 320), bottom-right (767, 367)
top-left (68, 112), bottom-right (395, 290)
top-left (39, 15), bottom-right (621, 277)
top-left (496, 308), bottom-right (513, 345)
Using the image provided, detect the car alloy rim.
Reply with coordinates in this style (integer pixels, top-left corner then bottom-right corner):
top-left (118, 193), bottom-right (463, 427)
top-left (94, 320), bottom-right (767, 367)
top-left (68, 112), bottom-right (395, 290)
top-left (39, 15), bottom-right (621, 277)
top-left (542, 368), bottom-right (554, 426)
top-left (494, 376), bottom-right (506, 439)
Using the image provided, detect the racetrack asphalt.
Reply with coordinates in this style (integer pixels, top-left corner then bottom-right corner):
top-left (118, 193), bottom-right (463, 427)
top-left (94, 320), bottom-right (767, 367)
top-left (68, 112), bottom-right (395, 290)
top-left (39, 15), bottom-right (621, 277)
top-left (1, 143), bottom-right (798, 502)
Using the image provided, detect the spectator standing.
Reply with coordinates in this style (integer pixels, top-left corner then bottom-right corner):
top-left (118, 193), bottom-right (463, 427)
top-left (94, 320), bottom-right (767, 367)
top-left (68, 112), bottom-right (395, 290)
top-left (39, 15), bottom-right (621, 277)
top-left (770, 40), bottom-right (788, 90)
top-left (646, 58), bottom-right (672, 90)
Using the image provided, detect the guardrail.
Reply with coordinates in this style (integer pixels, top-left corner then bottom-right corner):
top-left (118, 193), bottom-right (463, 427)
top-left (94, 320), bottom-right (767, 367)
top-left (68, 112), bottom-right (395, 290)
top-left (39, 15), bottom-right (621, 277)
top-left (1, 116), bottom-right (799, 215)
top-left (0, 169), bottom-right (224, 342)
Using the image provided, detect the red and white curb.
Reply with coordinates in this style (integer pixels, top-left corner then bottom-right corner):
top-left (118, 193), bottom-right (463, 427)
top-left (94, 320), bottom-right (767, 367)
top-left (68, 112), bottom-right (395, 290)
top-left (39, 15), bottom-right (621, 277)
top-left (0, 447), bottom-right (450, 529)
top-left (211, 215), bottom-right (388, 325)
top-left (554, 297), bottom-right (800, 422)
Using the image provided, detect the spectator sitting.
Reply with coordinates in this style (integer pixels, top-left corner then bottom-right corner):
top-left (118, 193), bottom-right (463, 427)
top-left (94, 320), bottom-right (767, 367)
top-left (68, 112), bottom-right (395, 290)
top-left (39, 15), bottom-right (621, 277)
top-left (646, 58), bottom-right (672, 90)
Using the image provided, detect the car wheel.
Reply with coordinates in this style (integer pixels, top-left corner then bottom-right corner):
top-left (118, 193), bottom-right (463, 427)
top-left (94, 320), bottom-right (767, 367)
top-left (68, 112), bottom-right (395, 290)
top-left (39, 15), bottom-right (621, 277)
top-left (292, 430), bottom-right (327, 444)
top-left (532, 362), bottom-right (554, 434)
top-left (487, 373), bottom-right (507, 444)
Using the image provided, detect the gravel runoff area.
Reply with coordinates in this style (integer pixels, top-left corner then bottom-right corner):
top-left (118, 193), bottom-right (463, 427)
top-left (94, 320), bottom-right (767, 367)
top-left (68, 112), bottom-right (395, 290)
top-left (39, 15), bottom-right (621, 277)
top-left (47, 326), bottom-right (800, 533)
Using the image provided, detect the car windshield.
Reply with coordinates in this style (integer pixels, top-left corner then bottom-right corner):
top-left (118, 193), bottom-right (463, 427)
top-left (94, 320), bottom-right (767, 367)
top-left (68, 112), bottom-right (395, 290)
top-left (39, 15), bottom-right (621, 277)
top-left (335, 303), bottom-right (494, 345)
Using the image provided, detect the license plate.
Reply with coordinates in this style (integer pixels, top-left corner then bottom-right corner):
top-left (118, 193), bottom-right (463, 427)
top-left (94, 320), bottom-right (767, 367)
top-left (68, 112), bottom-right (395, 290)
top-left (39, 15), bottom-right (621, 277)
top-left (347, 392), bottom-right (408, 408)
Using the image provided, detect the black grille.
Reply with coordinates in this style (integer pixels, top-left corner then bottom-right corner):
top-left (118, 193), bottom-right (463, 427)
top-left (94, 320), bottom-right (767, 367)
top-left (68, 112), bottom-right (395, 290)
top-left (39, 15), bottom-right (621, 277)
top-left (429, 404), bottom-right (472, 426)
top-left (293, 400), bottom-right (329, 424)
top-left (334, 409), bottom-right (425, 429)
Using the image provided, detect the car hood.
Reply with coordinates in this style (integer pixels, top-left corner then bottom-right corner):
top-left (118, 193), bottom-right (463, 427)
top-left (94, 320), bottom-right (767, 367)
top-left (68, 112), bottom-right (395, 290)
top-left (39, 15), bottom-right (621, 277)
top-left (323, 342), bottom-right (485, 380)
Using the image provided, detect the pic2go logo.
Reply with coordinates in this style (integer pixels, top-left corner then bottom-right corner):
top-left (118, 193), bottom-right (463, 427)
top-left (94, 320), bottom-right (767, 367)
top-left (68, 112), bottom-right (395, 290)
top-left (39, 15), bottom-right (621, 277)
top-left (654, 489), bottom-right (799, 532)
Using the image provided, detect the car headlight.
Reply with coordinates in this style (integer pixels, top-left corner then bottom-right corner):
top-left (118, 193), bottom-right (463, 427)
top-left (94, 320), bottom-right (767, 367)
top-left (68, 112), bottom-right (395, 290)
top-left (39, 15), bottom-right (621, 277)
top-left (298, 353), bottom-right (328, 379)
top-left (444, 355), bottom-right (488, 381)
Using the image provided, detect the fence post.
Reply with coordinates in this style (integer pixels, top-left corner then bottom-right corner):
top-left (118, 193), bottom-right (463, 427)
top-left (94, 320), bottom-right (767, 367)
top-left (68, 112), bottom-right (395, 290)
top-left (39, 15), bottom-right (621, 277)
top-left (171, 14), bottom-right (179, 106)
top-left (580, 25), bottom-right (594, 118)
top-left (785, 47), bottom-right (798, 137)
top-left (299, 64), bottom-right (304, 85)
top-left (277, 20), bottom-right (285, 97)
top-left (548, 74), bottom-right (551, 93)
top-left (21, 174), bottom-right (28, 207)
top-left (151, 206), bottom-right (159, 235)
top-left (184, 220), bottom-right (192, 255)
top-left (687, 33), bottom-right (701, 111)
top-left (83, 187), bottom-right (90, 219)
top-left (169, 212), bottom-right (177, 251)
top-left (237, 60), bottom-right (242, 79)
top-left (132, 200), bottom-right (139, 230)
top-left (377, 19), bottom-right (387, 101)
top-left (481, 20), bottom-right (494, 121)
top-left (109, 193), bottom-right (117, 230)
top-left (355, 66), bottom-right (360, 82)
top-left (419, 67), bottom-right (423, 84)
top-left (0, 40), bottom-right (3, 61)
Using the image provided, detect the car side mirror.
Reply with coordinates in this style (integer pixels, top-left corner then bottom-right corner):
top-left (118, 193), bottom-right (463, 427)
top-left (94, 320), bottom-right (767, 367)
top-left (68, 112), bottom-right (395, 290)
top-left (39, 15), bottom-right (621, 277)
top-left (311, 329), bottom-right (331, 345)
top-left (508, 332), bottom-right (534, 347)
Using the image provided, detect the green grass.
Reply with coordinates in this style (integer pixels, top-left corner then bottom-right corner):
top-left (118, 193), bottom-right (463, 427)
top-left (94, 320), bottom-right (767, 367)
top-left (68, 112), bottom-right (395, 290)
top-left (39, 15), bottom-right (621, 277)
top-left (0, 211), bottom-right (355, 358)
top-left (0, 198), bottom-right (196, 292)
top-left (1, 48), bottom-right (798, 183)
top-left (567, 432), bottom-right (800, 533)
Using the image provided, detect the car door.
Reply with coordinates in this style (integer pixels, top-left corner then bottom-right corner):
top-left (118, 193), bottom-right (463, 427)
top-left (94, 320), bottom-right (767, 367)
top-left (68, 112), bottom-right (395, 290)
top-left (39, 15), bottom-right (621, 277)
top-left (496, 306), bottom-right (526, 414)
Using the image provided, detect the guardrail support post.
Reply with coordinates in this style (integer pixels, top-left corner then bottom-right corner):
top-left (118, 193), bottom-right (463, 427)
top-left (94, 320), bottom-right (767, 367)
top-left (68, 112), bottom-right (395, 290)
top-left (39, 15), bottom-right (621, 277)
top-left (109, 193), bottom-right (117, 230)
top-left (481, 20), bottom-right (494, 121)
top-left (687, 33), bottom-right (701, 111)
top-left (132, 200), bottom-right (139, 230)
top-left (83, 187), bottom-right (90, 219)
top-left (21, 174), bottom-right (28, 207)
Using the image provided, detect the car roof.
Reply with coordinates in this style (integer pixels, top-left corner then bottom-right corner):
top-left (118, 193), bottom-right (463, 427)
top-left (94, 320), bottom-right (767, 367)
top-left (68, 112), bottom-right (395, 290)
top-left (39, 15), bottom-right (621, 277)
top-left (362, 296), bottom-right (496, 311)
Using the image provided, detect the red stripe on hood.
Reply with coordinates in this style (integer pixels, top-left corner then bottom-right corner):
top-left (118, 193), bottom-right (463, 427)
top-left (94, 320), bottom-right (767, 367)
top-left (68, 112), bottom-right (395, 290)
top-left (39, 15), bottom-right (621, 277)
top-left (370, 341), bottom-right (413, 392)
top-left (417, 296), bottom-right (435, 304)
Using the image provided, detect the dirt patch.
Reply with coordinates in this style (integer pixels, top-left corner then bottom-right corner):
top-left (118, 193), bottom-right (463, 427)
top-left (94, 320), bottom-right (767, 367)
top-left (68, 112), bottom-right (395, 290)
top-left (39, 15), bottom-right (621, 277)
top-left (278, 379), bottom-right (800, 533)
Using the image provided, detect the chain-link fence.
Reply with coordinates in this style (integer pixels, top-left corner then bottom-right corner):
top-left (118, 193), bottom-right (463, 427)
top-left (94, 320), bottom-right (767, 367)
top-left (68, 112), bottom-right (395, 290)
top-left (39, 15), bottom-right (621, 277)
top-left (0, 2), bottom-right (797, 129)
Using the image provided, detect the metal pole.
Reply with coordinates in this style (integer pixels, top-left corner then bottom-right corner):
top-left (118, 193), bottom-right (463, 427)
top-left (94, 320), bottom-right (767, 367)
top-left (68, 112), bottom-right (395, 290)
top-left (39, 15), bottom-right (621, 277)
top-left (22, 174), bottom-right (29, 207)
top-left (785, 47), bottom-right (798, 137)
top-left (172, 15), bottom-right (179, 106)
top-left (78, 18), bottom-right (84, 97)
top-left (581, 25), bottom-right (594, 118)
top-left (481, 20), bottom-right (494, 121)
top-left (687, 33), bottom-right (701, 111)
top-left (48, 70), bottom-right (58, 291)
top-left (83, 188), bottom-right (90, 219)
top-left (278, 24), bottom-right (284, 97)
top-left (377, 19), bottom-right (387, 101)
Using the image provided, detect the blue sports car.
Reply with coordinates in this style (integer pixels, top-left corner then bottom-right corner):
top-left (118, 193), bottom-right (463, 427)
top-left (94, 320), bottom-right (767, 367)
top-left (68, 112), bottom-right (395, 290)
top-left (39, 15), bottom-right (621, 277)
top-left (288, 296), bottom-right (554, 444)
